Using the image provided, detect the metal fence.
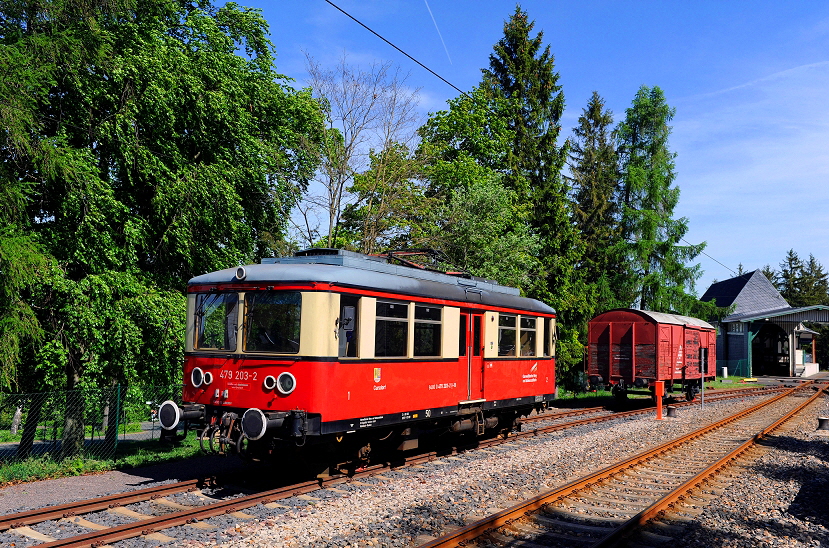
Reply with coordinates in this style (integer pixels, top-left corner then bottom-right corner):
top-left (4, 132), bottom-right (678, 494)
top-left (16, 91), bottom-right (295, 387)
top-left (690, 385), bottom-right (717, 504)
top-left (0, 384), bottom-right (184, 464)
top-left (718, 359), bottom-right (751, 378)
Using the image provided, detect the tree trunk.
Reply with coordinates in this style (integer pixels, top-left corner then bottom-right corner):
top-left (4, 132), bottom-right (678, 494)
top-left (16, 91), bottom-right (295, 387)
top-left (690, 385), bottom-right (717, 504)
top-left (61, 365), bottom-right (85, 460)
top-left (17, 396), bottom-right (42, 458)
top-left (103, 383), bottom-right (120, 456)
top-left (10, 406), bottom-right (22, 435)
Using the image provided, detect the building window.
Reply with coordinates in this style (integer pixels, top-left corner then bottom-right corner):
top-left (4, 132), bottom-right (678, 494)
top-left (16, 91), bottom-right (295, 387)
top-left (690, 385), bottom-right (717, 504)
top-left (727, 323), bottom-right (744, 333)
top-left (414, 305), bottom-right (442, 357)
top-left (520, 317), bottom-right (537, 356)
top-left (498, 314), bottom-right (517, 356)
top-left (375, 301), bottom-right (408, 357)
top-left (244, 291), bottom-right (301, 353)
top-left (195, 293), bottom-right (238, 351)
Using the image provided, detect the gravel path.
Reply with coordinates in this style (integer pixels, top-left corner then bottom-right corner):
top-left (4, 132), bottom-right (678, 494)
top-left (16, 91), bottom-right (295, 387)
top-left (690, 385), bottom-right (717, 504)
top-left (0, 454), bottom-right (248, 515)
top-left (170, 393), bottom-right (824, 548)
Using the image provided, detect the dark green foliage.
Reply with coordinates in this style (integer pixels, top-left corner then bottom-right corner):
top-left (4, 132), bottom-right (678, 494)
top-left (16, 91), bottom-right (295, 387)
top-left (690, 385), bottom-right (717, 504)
top-left (568, 92), bottom-right (632, 313)
top-left (479, 7), bottom-right (590, 374)
top-left (617, 86), bottom-right (705, 314)
top-left (1, 0), bottom-right (323, 455)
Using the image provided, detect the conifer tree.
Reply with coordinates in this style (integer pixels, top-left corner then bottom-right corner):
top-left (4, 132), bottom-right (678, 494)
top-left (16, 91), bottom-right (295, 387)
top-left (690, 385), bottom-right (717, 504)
top-left (617, 86), bottom-right (704, 312)
top-left (479, 6), bottom-right (590, 374)
top-left (568, 92), bottom-right (631, 310)
top-left (778, 249), bottom-right (805, 305)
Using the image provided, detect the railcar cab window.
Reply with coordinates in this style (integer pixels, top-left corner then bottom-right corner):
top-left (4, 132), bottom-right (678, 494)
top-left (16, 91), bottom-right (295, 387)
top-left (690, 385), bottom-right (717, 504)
top-left (414, 305), bottom-right (442, 357)
top-left (498, 314), bottom-right (517, 356)
top-left (543, 318), bottom-right (551, 356)
top-left (520, 317), bottom-right (537, 356)
top-left (195, 293), bottom-right (238, 351)
top-left (375, 301), bottom-right (408, 357)
top-left (244, 291), bottom-right (301, 353)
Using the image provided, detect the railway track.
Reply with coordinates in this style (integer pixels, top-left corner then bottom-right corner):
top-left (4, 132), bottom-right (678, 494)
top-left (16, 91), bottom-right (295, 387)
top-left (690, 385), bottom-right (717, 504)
top-left (0, 384), bottom-right (789, 547)
top-left (419, 383), bottom-right (826, 547)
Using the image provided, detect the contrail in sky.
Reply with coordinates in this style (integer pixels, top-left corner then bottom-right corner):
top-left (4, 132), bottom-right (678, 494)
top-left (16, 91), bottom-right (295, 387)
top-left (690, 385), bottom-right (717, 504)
top-left (424, 0), bottom-right (452, 64)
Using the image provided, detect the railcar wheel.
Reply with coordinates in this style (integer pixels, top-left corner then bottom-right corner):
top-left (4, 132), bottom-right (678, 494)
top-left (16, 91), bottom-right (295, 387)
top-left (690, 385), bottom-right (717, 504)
top-left (612, 385), bottom-right (628, 401)
top-left (685, 387), bottom-right (696, 402)
top-left (199, 425), bottom-right (216, 453)
top-left (208, 426), bottom-right (224, 454)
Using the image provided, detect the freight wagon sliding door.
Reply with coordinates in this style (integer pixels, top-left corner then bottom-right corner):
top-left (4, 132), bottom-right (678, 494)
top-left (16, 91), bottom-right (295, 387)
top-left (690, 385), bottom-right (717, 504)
top-left (461, 311), bottom-right (485, 401)
top-left (658, 325), bottom-right (673, 382)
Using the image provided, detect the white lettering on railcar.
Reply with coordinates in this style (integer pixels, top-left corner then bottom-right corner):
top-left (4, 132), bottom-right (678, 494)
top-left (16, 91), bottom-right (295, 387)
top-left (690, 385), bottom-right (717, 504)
top-left (373, 385), bottom-right (386, 391)
top-left (522, 373), bottom-right (538, 383)
top-left (428, 382), bottom-right (457, 390)
top-left (359, 416), bottom-right (384, 428)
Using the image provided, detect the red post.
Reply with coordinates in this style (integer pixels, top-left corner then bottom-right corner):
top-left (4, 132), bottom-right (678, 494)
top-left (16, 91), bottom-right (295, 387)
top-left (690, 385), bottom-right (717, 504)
top-left (655, 381), bottom-right (664, 420)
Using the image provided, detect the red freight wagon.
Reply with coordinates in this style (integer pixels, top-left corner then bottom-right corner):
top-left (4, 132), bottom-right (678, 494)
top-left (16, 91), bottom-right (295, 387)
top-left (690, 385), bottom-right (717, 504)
top-left (587, 309), bottom-right (716, 401)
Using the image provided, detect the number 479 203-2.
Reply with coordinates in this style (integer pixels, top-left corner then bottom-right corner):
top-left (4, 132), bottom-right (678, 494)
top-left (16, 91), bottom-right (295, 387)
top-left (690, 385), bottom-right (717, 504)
top-left (219, 370), bottom-right (258, 381)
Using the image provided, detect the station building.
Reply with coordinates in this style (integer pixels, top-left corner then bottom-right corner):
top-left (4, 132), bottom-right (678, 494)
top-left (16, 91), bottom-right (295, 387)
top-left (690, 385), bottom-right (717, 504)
top-left (701, 270), bottom-right (829, 377)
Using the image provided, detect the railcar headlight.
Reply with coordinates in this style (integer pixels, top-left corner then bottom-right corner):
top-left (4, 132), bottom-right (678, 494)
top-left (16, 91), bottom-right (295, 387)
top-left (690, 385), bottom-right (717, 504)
top-left (263, 375), bottom-right (277, 390)
top-left (203, 371), bottom-right (213, 385)
top-left (191, 367), bottom-right (204, 388)
top-left (276, 372), bottom-right (296, 395)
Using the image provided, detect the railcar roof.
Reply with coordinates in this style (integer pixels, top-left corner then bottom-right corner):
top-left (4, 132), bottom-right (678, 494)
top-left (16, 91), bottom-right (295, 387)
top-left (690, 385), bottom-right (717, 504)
top-left (595, 308), bottom-right (714, 329)
top-left (189, 251), bottom-right (555, 315)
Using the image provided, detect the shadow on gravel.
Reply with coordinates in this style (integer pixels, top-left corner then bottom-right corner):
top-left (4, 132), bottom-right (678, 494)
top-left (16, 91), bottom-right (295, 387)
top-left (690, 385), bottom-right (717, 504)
top-left (680, 509), bottom-right (827, 547)
top-left (748, 435), bottom-right (829, 530)
top-left (114, 453), bottom-right (254, 487)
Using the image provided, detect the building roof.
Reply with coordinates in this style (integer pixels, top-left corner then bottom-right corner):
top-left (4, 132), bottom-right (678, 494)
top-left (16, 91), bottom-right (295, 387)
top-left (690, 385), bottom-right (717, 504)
top-left (701, 269), bottom-right (790, 316)
top-left (723, 305), bottom-right (829, 323)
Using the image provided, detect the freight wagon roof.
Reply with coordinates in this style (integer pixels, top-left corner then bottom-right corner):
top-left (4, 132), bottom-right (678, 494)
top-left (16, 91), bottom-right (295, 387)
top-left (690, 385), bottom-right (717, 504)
top-left (189, 251), bottom-right (555, 315)
top-left (594, 308), bottom-right (714, 330)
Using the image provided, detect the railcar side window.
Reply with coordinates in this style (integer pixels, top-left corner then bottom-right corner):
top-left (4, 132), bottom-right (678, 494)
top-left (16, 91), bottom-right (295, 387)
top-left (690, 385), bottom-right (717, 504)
top-left (414, 305), bottom-right (442, 357)
top-left (520, 317), bottom-right (537, 356)
top-left (498, 315), bottom-right (517, 356)
top-left (375, 301), bottom-right (408, 357)
top-left (459, 315), bottom-right (467, 357)
top-left (244, 292), bottom-right (301, 353)
top-left (195, 293), bottom-right (238, 351)
top-left (339, 295), bottom-right (359, 358)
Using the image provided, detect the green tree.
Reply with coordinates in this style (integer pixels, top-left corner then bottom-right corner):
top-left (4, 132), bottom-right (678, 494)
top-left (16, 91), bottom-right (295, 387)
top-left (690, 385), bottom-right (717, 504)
top-left (417, 89), bottom-right (539, 288)
top-left (480, 6), bottom-right (589, 374)
top-left (568, 92), bottom-right (631, 311)
top-left (1, 0), bottom-right (323, 456)
top-left (617, 86), bottom-right (704, 313)
top-left (800, 254), bottom-right (829, 306)
top-left (777, 249), bottom-right (805, 305)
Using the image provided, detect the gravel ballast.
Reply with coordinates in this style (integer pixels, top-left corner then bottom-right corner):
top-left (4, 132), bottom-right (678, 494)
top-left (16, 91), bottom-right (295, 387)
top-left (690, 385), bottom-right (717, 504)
top-left (181, 393), bottom-right (829, 547)
top-left (2, 392), bottom-right (827, 547)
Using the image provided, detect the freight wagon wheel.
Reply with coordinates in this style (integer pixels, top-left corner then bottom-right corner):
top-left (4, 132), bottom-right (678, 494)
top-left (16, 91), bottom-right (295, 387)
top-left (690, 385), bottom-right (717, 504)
top-left (685, 386), bottom-right (696, 402)
top-left (612, 385), bottom-right (628, 401)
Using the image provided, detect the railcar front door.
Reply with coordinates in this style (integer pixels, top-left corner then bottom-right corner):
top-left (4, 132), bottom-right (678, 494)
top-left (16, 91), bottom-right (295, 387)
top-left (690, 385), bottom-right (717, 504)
top-left (463, 312), bottom-right (485, 401)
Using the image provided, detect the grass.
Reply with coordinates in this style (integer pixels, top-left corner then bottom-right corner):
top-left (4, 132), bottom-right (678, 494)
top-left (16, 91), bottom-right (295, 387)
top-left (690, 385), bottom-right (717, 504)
top-left (0, 432), bottom-right (201, 486)
top-left (0, 422), bottom-right (146, 444)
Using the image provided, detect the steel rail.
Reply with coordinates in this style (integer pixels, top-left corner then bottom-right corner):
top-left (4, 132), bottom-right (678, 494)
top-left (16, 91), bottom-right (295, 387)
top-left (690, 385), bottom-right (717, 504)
top-left (592, 386), bottom-right (827, 547)
top-left (1, 384), bottom-right (797, 546)
top-left (418, 383), bottom-right (816, 547)
top-left (0, 478), bottom-right (207, 531)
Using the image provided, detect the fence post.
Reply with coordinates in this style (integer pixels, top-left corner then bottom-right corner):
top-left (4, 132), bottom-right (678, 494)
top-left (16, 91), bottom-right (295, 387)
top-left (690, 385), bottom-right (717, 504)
top-left (114, 384), bottom-right (121, 456)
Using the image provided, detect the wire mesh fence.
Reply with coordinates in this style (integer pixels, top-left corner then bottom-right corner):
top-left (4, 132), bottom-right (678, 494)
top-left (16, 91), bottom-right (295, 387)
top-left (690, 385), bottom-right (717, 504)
top-left (0, 385), bottom-right (184, 464)
top-left (718, 359), bottom-right (751, 378)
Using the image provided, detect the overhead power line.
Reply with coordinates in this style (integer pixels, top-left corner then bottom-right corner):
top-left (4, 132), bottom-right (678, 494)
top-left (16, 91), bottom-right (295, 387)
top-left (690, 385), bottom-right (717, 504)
top-left (324, 0), bottom-right (468, 98)
top-left (325, 0), bottom-right (740, 281)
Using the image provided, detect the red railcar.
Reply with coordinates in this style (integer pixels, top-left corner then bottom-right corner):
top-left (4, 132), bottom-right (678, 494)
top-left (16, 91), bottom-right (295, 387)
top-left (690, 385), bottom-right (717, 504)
top-left (587, 309), bottom-right (716, 401)
top-left (160, 249), bottom-right (557, 469)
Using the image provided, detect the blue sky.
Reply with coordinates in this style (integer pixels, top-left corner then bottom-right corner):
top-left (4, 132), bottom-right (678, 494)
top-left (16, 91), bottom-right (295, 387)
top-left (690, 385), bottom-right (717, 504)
top-left (245, 1), bottom-right (829, 295)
